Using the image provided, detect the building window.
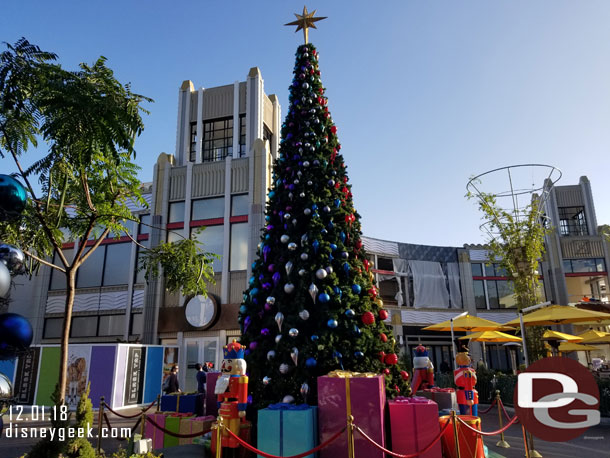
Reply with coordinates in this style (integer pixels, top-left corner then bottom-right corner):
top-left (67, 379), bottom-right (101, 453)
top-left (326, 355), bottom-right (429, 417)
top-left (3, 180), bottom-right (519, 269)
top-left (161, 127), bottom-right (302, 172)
top-left (139, 214), bottom-right (151, 235)
top-left (130, 313), bottom-right (143, 335)
top-left (473, 280), bottom-right (486, 309)
top-left (44, 318), bottom-right (64, 339)
top-left (564, 258), bottom-right (606, 274)
top-left (230, 223), bottom-right (248, 271)
top-left (192, 197), bottom-right (225, 221)
top-left (168, 202), bottom-right (185, 223)
top-left (135, 247), bottom-right (147, 284)
top-left (471, 264), bottom-right (520, 309)
top-left (558, 206), bottom-right (588, 236)
top-left (239, 114), bottom-right (246, 156)
top-left (231, 194), bottom-right (249, 217)
top-left (76, 248), bottom-right (105, 288)
top-left (377, 257), bottom-right (394, 271)
top-left (192, 225), bottom-right (224, 272)
top-left (98, 314), bottom-right (125, 337)
top-left (71, 316), bottom-right (98, 337)
top-left (263, 125), bottom-right (272, 145)
top-left (49, 249), bottom-right (73, 290)
top-left (203, 117), bottom-right (233, 162)
top-left (471, 263), bottom-right (483, 277)
top-left (189, 122), bottom-right (198, 162)
top-left (167, 231), bottom-right (182, 243)
top-left (103, 243), bottom-right (132, 286)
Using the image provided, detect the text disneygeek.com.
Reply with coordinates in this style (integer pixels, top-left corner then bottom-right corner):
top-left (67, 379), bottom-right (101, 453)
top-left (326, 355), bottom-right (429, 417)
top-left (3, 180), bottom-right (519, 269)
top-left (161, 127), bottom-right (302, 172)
top-left (2, 406), bottom-right (131, 441)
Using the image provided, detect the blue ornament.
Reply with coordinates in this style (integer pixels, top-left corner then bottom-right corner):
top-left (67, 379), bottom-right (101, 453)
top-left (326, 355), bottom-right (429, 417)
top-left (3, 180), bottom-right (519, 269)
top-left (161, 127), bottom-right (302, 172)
top-left (334, 199), bottom-right (341, 208)
top-left (311, 335), bottom-right (319, 342)
top-left (312, 204), bottom-right (318, 211)
top-left (306, 357), bottom-right (317, 368)
top-left (265, 215), bottom-right (271, 222)
top-left (251, 262), bottom-right (257, 270)
top-left (354, 351), bottom-right (364, 359)
top-left (333, 351), bottom-right (343, 359)
top-left (343, 263), bottom-right (350, 274)
top-left (345, 309), bottom-right (355, 317)
top-left (340, 232), bottom-right (346, 242)
top-left (265, 234), bottom-right (271, 240)
top-left (249, 288), bottom-right (259, 297)
top-left (0, 175), bottom-right (27, 218)
top-left (330, 244), bottom-right (337, 251)
top-left (352, 325), bottom-right (362, 336)
top-left (269, 191), bottom-right (275, 198)
top-left (0, 313), bottom-right (33, 359)
top-left (352, 284), bottom-right (361, 294)
top-left (249, 276), bottom-right (255, 285)
top-left (312, 240), bottom-right (320, 253)
top-left (327, 319), bottom-right (338, 328)
top-left (333, 286), bottom-right (342, 297)
top-left (239, 305), bottom-right (247, 314)
top-left (327, 221), bottom-right (334, 230)
top-left (319, 293), bottom-right (330, 303)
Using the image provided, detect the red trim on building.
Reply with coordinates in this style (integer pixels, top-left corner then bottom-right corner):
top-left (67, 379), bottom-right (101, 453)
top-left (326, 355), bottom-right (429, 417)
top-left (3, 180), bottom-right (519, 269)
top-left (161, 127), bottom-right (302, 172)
top-left (190, 217), bottom-right (224, 228)
top-left (137, 234), bottom-right (149, 241)
top-left (565, 272), bottom-right (607, 277)
top-left (61, 242), bottom-right (75, 249)
top-left (166, 222), bottom-right (184, 230)
top-left (372, 269), bottom-right (394, 275)
top-left (230, 215), bottom-right (248, 223)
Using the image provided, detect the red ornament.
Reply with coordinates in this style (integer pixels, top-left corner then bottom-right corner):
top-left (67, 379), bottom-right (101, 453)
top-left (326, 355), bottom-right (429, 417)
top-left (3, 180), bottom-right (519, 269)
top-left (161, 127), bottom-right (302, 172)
top-left (395, 385), bottom-right (400, 393)
top-left (378, 309), bottom-right (389, 321)
top-left (384, 353), bottom-right (398, 365)
top-left (400, 370), bottom-right (410, 381)
top-left (379, 333), bottom-right (388, 343)
top-left (343, 176), bottom-right (348, 183)
top-left (383, 368), bottom-right (390, 375)
top-left (363, 259), bottom-right (370, 271)
top-left (335, 182), bottom-right (341, 189)
top-left (355, 240), bottom-right (362, 250)
top-left (378, 351), bottom-right (386, 362)
top-left (361, 311), bottom-right (375, 325)
top-left (330, 125), bottom-right (337, 134)
top-left (368, 287), bottom-right (378, 299)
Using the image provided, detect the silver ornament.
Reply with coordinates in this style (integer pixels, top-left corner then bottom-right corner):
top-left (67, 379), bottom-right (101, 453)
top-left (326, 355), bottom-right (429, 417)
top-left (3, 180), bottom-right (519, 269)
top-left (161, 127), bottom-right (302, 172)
top-left (301, 234), bottom-right (308, 244)
top-left (298, 269), bottom-right (307, 276)
top-left (285, 261), bottom-right (293, 276)
top-left (279, 363), bottom-right (290, 374)
top-left (300, 382), bottom-right (310, 400)
top-left (275, 334), bottom-right (282, 344)
top-left (284, 283), bottom-right (295, 294)
top-left (300, 253), bottom-right (309, 261)
top-left (307, 181), bottom-right (313, 186)
top-left (316, 268), bottom-right (328, 280)
top-left (0, 244), bottom-right (25, 275)
top-left (299, 192), bottom-right (306, 198)
top-left (291, 347), bottom-right (299, 365)
top-left (293, 179), bottom-right (300, 185)
top-left (284, 213), bottom-right (291, 220)
top-left (303, 161), bottom-right (310, 167)
top-left (266, 296), bottom-right (276, 305)
top-left (0, 262), bottom-right (10, 298)
top-left (289, 328), bottom-right (299, 338)
top-left (323, 206), bottom-right (331, 213)
top-left (280, 234), bottom-right (290, 243)
top-left (288, 193), bottom-right (294, 199)
top-left (309, 283), bottom-right (318, 303)
top-left (292, 219), bottom-right (298, 225)
top-left (282, 395), bottom-right (295, 404)
top-left (299, 309), bottom-right (310, 320)
top-left (263, 376), bottom-right (271, 385)
top-left (326, 266), bottom-right (333, 274)
top-left (275, 312), bottom-right (284, 331)
top-left (267, 350), bottom-right (276, 360)
top-left (297, 171), bottom-right (303, 177)
top-left (304, 208), bottom-right (312, 215)
top-left (0, 373), bottom-right (13, 403)
top-left (288, 242), bottom-right (298, 251)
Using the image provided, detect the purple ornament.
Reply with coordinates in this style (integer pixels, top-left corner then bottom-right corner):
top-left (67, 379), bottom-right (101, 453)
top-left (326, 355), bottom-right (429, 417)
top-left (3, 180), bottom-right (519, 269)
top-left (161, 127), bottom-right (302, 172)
top-left (266, 225), bottom-right (274, 231)
top-left (264, 302), bottom-right (272, 311)
top-left (259, 274), bottom-right (265, 281)
top-left (268, 264), bottom-right (275, 272)
top-left (249, 342), bottom-right (258, 350)
top-left (286, 206), bottom-right (293, 212)
top-left (263, 245), bottom-right (271, 262)
top-left (272, 272), bottom-right (281, 286)
top-left (244, 316), bottom-right (251, 333)
top-left (262, 282), bottom-right (272, 290)
top-left (261, 328), bottom-right (270, 336)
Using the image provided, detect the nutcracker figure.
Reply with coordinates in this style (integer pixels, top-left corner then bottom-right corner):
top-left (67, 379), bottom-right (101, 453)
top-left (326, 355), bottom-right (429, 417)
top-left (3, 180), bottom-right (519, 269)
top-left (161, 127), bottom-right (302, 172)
top-left (215, 340), bottom-right (248, 448)
top-left (454, 351), bottom-right (478, 416)
top-left (411, 345), bottom-right (435, 393)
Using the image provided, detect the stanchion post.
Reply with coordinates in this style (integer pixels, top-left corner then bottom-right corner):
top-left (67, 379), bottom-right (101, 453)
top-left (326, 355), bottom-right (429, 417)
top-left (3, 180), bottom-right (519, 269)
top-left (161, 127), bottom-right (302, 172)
top-left (140, 407), bottom-right (146, 437)
top-left (156, 394), bottom-right (160, 412)
top-left (521, 424), bottom-right (531, 458)
top-left (347, 415), bottom-right (355, 458)
top-left (96, 396), bottom-right (104, 454)
top-left (528, 432), bottom-right (542, 458)
top-left (215, 415), bottom-right (224, 458)
top-left (451, 410), bottom-right (461, 458)
top-left (495, 391), bottom-right (510, 448)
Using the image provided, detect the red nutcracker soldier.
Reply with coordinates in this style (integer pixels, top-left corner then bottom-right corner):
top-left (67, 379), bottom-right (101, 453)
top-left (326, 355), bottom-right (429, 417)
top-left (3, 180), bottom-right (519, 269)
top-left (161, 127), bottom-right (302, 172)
top-left (454, 351), bottom-right (478, 416)
top-left (411, 345), bottom-right (435, 393)
top-left (215, 340), bottom-right (248, 448)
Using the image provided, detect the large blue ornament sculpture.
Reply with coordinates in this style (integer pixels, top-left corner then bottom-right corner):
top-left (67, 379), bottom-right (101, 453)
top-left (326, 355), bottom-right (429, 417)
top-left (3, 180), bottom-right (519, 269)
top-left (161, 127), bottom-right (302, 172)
top-left (0, 175), bottom-right (27, 219)
top-left (0, 313), bottom-right (34, 360)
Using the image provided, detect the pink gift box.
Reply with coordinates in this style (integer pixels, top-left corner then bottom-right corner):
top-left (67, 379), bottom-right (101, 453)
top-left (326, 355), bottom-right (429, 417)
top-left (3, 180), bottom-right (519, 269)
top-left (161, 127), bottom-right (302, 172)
top-left (388, 398), bottom-right (442, 458)
top-left (318, 373), bottom-right (386, 458)
top-left (144, 412), bottom-right (167, 450)
top-left (206, 372), bottom-right (221, 417)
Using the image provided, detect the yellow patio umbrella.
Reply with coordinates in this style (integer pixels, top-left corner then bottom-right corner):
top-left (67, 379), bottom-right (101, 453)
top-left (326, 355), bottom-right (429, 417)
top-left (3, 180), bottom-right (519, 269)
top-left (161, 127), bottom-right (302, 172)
top-left (459, 330), bottom-right (522, 342)
top-left (558, 342), bottom-right (600, 352)
top-left (504, 305), bottom-right (610, 327)
top-left (577, 329), bottom-right (610, 344)
top-left (541, 330), bottom-right (583, 342)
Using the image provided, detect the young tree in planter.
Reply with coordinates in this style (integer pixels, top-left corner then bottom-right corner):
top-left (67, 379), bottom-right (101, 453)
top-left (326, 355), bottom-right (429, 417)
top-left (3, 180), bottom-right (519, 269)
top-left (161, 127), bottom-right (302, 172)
top-left (0, 39), bottom-right (215, 403)
top-left (239, 42), bottom-right (410, 408)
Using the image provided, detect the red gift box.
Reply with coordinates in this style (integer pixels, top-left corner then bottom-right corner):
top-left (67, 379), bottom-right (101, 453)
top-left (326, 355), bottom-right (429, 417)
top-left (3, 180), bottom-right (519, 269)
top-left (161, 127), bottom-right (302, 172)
top-left (388, 397), bottom-right (442, 458)
top-left (144, 412), bottom-right (167, 450)
top-left (318, 371), bottom-right (386, 458)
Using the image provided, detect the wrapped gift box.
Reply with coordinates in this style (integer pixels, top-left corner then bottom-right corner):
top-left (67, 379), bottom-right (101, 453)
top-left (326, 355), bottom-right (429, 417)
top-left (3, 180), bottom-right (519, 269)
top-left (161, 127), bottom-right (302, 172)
top-left (418, 388), bottom-right (458, 411)
top-left (160, 393), bottom-right (204, 415)
top-left (144, 412), bottom-right (167, 450)
top-left (257, 404), bottom-right (318, 458)
top-left (211, 419), bottom-right (253, 458)
top-left (178, 415), bottom-right (215, 445)
top-left (164, 413), bottom-right (193, 448)
top-left (318, 371), bottom-right (386, 458)
top-left (388, 397), bottom-right (442, 458)
top-left (206, 372), bottom-right (222, 417)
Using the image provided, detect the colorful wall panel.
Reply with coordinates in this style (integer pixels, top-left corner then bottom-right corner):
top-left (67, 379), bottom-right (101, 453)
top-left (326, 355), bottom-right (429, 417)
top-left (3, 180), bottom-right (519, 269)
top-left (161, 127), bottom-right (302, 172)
top-left (35, 346), bottom-right (60, 406)
top-left (112, 345), bottom-right (128, 408)
top-left (0, 358), bottom-right (16, 383)
top-left (89, 346), bottom-right (117, 409)
top-left (143, 346), bottom-right (163, 404)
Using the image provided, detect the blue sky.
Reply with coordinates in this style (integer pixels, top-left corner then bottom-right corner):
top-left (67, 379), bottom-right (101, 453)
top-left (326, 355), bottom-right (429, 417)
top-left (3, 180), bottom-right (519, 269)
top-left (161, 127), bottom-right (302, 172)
top-left (2, 1), bottom-right (610, 246)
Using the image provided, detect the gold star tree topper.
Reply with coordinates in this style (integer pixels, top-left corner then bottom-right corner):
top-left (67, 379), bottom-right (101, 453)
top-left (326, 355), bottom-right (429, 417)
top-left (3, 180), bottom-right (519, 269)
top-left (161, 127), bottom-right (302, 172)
top-left (285, 6), bottom-right (327, 44)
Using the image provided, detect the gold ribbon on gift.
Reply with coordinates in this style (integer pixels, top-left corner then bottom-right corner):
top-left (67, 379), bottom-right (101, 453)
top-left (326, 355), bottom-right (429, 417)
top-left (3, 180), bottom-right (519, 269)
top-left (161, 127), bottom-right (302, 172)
top-left (327, 370), bottom-right (377, 378)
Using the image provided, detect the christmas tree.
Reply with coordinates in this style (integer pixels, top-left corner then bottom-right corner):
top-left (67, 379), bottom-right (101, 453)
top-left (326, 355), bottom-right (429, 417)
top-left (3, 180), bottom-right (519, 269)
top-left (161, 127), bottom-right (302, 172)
top-left (239, 26), bottom-right (410, 409)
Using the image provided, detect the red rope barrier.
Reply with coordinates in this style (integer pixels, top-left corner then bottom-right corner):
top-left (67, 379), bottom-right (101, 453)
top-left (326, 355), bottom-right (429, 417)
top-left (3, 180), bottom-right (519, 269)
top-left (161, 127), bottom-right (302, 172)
top-left (354, 420), bottom-right (451, 458)
top-left (478, 400), bottom-right (497, 415)
top-left (143, 415), bottom-right (212, 438)
top-left (222, 423), bottom-right (346, 458)
top-left (103, 400), bottom-right (156, 419)
top-left (456, 414), bottom-right (519, 436)
top-left (498, 399), bottom-right (512, 422)
top-left (102, 412), bottom-right (140, 441)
